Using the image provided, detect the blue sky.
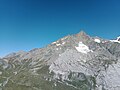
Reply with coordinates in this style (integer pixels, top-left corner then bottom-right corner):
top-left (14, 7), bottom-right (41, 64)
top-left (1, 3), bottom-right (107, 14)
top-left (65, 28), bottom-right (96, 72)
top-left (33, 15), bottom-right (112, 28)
top-left (0, 0), bottom-right (120, 57)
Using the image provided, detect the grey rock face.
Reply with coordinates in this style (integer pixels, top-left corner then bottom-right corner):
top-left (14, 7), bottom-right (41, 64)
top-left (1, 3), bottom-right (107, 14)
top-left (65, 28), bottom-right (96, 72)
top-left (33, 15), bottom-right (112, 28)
top-left (0, 31), bottom-right (120, 90)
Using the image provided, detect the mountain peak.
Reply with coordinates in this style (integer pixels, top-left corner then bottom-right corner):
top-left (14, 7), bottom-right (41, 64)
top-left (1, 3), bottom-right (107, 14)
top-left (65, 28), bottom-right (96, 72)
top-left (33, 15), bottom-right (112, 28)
top-left (77, 30), bottom-right (87, 36)
top-left (75, 30), bottom-right (90, 42)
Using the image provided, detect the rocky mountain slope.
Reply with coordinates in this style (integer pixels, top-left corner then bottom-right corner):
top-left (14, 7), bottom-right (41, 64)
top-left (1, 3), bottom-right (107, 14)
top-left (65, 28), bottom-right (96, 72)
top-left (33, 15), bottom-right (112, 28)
top-left (0, 31), bottom-right (120, 90)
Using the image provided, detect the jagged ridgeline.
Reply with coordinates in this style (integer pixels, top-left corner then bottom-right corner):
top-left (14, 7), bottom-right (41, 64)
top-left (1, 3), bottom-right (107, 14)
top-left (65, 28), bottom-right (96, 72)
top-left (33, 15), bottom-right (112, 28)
top-left (0, 31), bottom-right (120, 90)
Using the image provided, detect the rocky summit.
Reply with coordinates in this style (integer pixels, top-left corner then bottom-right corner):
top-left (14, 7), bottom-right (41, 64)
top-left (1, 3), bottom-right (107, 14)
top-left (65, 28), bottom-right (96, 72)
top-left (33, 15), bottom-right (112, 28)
top-left (0, 31), bottom-right (120, 90)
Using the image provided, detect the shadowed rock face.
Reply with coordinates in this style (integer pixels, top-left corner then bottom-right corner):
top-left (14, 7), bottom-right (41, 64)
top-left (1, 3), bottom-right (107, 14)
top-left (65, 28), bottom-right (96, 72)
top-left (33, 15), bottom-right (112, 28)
top-left (0, 31), bottom-right (120, 90)
top-left (118, 37), bottom-right (120, 41)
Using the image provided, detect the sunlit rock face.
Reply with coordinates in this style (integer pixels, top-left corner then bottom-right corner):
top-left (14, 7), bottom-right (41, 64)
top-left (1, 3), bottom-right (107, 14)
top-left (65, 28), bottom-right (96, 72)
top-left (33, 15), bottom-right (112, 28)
top-left (0, 31), bottom-right (120, 90)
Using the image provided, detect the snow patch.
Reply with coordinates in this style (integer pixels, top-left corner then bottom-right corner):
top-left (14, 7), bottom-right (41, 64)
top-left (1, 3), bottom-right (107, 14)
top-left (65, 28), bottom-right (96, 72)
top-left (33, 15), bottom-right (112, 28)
top-left (52, 42), bottom-right (56, 44)
top-left (75, 42), bottom-right (92, 54)
top-left (61, 36), bottom-right (67, 40)
top-left (59, 54), bottom-right (61, 56)
top-left (54, 82), bottom-right (57, 86)
top-left (56, 43), bottom-right (61, 46)
top-left (110, 36), bottom-right (120, 43)
top-left (110, 40), bottom-right (120, 43)
top-left (101, 40), bottom-right (108, 43)
top-left (13, 71), bottom-right (17, 75)
top-left (62, 42), bottom-right (65, 45)
top-left (94, 39), bottom-right (101, 43)
top-left (0, 72), bottom-right (2, 75)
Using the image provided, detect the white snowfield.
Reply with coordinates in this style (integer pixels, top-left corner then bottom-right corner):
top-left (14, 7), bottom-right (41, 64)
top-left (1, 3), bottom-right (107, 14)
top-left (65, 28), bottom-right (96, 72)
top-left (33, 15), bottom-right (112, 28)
top-left (75, 42), bottom-right (93, 54)
top-left (94, 39), bottom-right (101, 43)
top-left (110, 36), bottom-right (120, 43)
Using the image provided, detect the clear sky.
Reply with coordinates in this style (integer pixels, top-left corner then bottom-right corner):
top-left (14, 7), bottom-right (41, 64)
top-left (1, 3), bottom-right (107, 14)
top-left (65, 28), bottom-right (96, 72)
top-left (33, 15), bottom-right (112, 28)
top-left (0, 0), bottom-right (120, 57)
